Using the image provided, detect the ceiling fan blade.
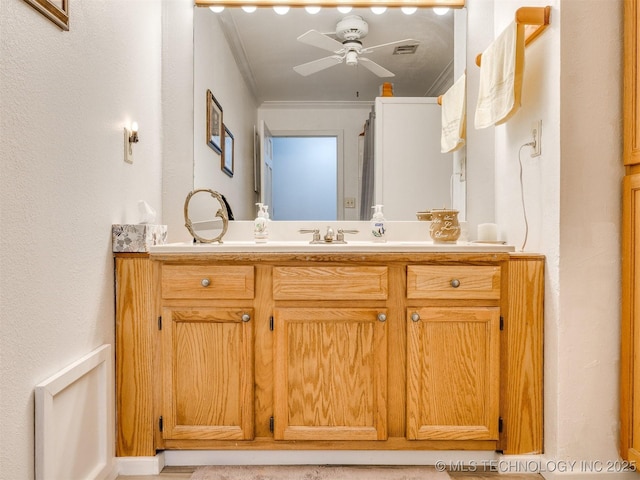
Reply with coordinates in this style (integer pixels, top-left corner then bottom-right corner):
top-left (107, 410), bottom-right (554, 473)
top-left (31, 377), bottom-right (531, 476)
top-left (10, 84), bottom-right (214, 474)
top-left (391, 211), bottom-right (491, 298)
top-left (358, 57), bottom-right (395, 78)
top-left (293, 55), bottom-right (343, 76)
top-left (361, 39), bottom-right (419, 54)
top-left (297, 30), bottom-right (345, 54)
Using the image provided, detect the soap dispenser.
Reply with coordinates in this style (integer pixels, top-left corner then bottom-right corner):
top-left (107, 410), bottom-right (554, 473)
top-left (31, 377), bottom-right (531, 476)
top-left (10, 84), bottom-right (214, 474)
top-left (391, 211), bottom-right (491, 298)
top-left (254, 203), bottom-right (269, 243)
top-left (370, 205), bottom-right (387, 242)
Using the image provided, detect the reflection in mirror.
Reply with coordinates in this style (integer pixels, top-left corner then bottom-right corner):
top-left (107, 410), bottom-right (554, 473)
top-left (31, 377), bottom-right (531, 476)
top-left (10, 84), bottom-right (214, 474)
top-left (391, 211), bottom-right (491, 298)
top-left (193, 6), bottom-right (466, 221)
top-left (184, 189), bottom-right (230, 243)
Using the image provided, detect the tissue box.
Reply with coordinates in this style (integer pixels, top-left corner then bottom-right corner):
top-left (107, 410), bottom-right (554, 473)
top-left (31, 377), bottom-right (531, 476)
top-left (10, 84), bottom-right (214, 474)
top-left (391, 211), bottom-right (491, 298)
top-left (112, 224), bottom-right (167, 253)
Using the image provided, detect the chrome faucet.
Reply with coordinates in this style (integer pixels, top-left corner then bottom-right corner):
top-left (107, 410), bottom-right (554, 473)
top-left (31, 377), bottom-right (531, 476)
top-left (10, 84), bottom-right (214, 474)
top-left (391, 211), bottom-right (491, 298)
top-left (324, 227), bottom-right (335, 242)
top-left (336, 228), bottom-right (359, 242)
top-left (299, 227), bottom-right (359, 244)
top-left (298, 228), bottom-right (321, 243)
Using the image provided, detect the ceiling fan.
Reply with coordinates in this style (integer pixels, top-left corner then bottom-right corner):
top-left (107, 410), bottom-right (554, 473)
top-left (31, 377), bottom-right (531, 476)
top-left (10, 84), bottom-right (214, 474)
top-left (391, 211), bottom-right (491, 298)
top-left (293, 15), bottom-right (419, 78)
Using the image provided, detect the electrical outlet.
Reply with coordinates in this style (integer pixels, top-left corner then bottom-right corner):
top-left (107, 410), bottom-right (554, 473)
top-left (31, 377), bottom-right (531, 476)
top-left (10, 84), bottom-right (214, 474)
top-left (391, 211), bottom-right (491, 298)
top-left (531, 120), bottom-right (542, 157)
top-left (344, 197), bottom-right (356, 209)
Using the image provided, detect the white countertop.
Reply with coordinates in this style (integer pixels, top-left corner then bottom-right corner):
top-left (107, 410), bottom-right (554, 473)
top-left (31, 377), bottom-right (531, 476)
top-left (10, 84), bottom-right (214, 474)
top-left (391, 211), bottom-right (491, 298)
top-left (154, 221), bottom-right (515, 254)
top-left (150, 240), bottom-right (515, 254)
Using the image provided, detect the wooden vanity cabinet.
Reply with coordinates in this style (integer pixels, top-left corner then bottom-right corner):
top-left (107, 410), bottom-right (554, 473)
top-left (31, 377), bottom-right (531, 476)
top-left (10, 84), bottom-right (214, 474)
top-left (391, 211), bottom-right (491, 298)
top-left (623, 0), bottom-right (639, 168)
top-left (621, 0), bottom-right (640, 463)
top-left (114, 252), bottom-right (543, 457)
top-left (406, 265), bottom-right (501, 441)
top-left (160, 265), bottom-right (255, 442)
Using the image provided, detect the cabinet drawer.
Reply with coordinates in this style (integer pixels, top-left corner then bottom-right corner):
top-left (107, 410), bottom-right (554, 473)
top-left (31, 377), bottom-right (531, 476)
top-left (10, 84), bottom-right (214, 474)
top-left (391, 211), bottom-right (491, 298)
top-left (162, 265), bottom-right (254, 300)
top-left (407, 265), bottom-right (500, 300)
top-left (273, 266), bottom-right (388, 300)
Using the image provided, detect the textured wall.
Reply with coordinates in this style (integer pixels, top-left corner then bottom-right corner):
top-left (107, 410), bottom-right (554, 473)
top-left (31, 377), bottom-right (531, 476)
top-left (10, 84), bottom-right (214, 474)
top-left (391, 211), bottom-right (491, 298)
top-left (0, 0), bottom-right (163, 477)
top-left (493, 0), bottom-right (625, 468)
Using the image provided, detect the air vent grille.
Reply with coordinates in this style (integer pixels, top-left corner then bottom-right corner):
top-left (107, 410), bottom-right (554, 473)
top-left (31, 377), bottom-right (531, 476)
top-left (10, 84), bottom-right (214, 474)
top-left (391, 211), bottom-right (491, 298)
top-left (393, 44), bottom-right (419, 55)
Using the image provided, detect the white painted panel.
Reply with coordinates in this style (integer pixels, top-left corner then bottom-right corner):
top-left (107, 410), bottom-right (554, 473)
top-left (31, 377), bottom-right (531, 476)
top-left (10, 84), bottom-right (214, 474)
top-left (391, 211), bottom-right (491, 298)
top-left (35, 345), bottom-right (115, 480)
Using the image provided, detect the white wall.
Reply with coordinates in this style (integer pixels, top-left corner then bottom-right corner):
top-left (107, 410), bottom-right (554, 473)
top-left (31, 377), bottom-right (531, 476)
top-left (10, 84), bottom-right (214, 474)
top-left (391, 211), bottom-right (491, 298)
top-left (492, 0), bottom-right (625, 472)
top-left (193, 7), bottom-right (260, 221)
top-left (0, 1), bottom-right (164, 478)
top-left (162, 0), bottom-right (196, 244)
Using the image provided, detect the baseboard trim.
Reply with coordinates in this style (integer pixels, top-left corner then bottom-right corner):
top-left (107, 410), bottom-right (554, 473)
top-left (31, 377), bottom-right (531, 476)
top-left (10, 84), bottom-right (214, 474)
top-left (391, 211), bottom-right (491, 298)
top-left (114, 451), bottom-right (639, 479)
top-left (117, 452), bottom-right (165, 476)
top-left (162, 450), bottom-right (498, 466)
top-left (493, 455), bottom-right (639, 480)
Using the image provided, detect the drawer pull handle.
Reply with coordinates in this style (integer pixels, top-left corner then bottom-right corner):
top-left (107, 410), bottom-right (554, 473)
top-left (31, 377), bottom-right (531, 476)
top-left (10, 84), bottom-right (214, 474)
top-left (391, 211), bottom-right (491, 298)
top-left (201, 278), bottom-right (211, 287)
top-left (450, 279), bottom-right (461, 288)
top-left (377, 313), bottom-right (387, 322)
top-left (241, 313), bottom-right (251, 322)
top-left (411, 312), bottom-right (420, 322)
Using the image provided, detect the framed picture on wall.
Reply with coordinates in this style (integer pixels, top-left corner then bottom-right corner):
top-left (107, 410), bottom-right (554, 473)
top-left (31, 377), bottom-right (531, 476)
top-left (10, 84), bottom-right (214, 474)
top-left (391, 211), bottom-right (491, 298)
top-left (222, 125), bottom-right (234, 177)
top-left (206, 89), bottom-right (223, 154)
top-left (24, 0), bottom-right (69, 30)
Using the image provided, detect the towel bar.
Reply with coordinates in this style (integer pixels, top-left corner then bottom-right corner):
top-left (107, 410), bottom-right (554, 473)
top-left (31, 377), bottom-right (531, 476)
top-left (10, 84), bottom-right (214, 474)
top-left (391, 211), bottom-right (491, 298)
top-left (475, 5), bottom-right (551, 67)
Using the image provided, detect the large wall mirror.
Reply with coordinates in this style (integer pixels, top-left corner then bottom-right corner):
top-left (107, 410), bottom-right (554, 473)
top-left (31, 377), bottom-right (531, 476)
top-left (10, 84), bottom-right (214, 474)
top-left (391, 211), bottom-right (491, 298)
top-left (193, 3), bottom-right (467, 221)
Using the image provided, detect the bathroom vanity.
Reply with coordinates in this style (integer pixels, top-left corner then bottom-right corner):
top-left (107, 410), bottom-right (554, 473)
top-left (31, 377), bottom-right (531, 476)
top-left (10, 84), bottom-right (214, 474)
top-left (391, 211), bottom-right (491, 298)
top-left (115, 245), bottom-right (543, 458)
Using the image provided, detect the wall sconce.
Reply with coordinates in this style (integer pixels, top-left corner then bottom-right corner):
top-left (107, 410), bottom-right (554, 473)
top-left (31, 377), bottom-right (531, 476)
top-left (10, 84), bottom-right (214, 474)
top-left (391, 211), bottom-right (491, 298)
top-left (124, 122), bottom-right (139, 164)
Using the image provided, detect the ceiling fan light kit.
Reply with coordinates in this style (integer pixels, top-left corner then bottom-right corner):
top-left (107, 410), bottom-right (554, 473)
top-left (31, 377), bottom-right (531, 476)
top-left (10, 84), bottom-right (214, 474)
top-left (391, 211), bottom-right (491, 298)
top-left (293, 14), bottom-right (418, 78)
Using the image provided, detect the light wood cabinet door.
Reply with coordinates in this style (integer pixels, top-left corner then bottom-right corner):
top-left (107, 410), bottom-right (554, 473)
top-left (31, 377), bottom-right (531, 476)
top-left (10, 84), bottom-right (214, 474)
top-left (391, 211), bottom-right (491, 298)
top-left (161, 308), bottom-right (254, 440)
top-left (624, 0), bottom-right (640, 166)
top-left (621, 0), bottom-right (640, 462)
top-left (406, 306), bottom-right (500, 441)
top-left (273, 307), bottom-right (388, 441)
top-left (622, 174), bottom-right (640, 462)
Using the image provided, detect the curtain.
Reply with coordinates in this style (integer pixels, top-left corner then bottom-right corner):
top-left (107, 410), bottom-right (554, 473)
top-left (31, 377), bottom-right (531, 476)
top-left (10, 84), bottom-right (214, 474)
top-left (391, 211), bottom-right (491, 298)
top-left (359, 108), bottom-right (375, 220)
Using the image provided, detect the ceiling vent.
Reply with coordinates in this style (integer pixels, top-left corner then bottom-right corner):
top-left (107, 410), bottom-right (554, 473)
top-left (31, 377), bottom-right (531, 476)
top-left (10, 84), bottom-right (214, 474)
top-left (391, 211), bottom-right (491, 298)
top-left (393, 44), bottom-right (419, 55)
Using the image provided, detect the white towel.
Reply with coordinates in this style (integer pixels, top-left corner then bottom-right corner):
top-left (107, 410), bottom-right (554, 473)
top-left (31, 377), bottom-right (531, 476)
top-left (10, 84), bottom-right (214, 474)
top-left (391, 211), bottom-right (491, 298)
top-left (441, 73), bottom-right (466, 153)
top-left (474, 21), bottom-right (525, 129)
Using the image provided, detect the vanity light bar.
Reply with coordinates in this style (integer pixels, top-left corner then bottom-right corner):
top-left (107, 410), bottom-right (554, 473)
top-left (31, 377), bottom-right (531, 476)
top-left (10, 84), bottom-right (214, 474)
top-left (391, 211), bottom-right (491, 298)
top-left (195, 0), bottom-right (464, 7)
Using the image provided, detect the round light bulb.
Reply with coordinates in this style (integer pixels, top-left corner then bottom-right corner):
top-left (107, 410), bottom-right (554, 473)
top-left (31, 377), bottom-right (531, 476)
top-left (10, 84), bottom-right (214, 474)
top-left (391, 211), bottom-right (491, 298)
top-left (337, 6), bottom-right (352, 13)
top-left (305, 6), bottom-right (321, 14)
top-left (433, 7), bottom-right (450, 15)
top-left (241, 5), bottom-right (257, 13)
top-left (131, 122), bottom-right (139, 133)
top-left (273, 5), bottom-right (290, 14)
top-left (209, 5), bottom-right (225, 13)
top-left (401, 6), bottom-right (417, 15)
top-left (370, 6), bottom-right (387, 14)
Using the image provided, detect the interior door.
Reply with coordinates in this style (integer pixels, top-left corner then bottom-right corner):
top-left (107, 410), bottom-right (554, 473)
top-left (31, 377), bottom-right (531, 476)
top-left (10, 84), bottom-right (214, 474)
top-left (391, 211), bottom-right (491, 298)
top-left (259, 120), bottom-right (273, 211)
